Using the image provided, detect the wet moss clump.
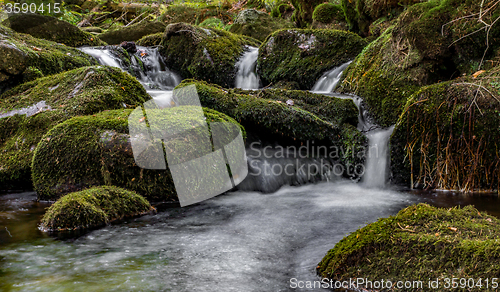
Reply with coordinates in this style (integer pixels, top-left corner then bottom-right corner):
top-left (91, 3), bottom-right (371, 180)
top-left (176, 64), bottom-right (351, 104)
top-left (258, 29), bottom-right (367, 90)
top-left (229, 9), bottom-right (294, 42)
top-left (31, 107), bottom-right (245, 201)
top-left (136, 33), bottom-right (163, 47)
top-left (176, 80), bottom-right (367, 171)
top-left (339, 0), bottom-right (500, 127)
top-left (312, 3), bottom-right (344, 24)
top-left (0, 25), bottom-right (97, 92)
top-left (2, 13), bottom-right (106, 47)
top-left (40, 186), bottom-right (154, 232)
top-left (318, 203), bottom-right (500, 292)
top-left (0, 66), bottom-right (148, 190)
top-left (99, 21), bottom-right (167, 45)
top-left (390, 67), bottom-right (500, 193)
top-left (159, 23), bottom-right (260, 88)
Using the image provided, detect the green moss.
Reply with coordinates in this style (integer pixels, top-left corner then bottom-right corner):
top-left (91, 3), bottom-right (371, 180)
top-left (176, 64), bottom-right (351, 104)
top-left (176, 79), bottom-right (367, 169)
top-left (160, 23), bottom-right (260, 88)
top-left (318, 203), bottom-right (500, 291)
top-left (258, 28), bottom-right (368, 90)
top-left (136, 33), bottom-right (163, 47)
top-left (21, 66), bottom-right (43, 82)
top-left (99, 21), bottom-right (167, 45)
top-left (40, 186), bottom-right (153, 232)
top-left (390, 68), bottom-right (500, 193)
top-left (339, 0), bottom-right (500, 127)
top-left (31, 106), bottom-right (245, 201)
top-left (160, 4), bottom-right (233, 26)
top-left (2, 13), bottom-right (106, 47)
top-left (0, 25), bottom-right (98, 93)
top-left (229, 9), bottom-right (294, 42)
top-left (313, 3), bottom-right (344, 24)
top-left (290, 0), bottom-right (323, 27)
top-left (0, 66), bottom-right (149, 189)
top-left (271, 3), bottom-right (294, 19)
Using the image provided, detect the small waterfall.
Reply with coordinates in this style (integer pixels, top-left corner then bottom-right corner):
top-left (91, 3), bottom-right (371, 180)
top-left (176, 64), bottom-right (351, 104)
top-left (311, 61), bottom-right (351, 94)
top-left (312, 64), bottom-right (394, 188)
top-left (235, 46), bottom-right (260, 90)
top-left (80, 46), bottom-right (182, 107)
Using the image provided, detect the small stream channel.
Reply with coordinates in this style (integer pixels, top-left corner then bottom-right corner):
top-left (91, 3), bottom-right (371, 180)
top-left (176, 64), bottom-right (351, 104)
top-left (1, 48), bottom-right (499, 291)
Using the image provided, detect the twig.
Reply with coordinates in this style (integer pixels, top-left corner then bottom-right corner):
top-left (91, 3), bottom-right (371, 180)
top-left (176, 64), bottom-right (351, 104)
top-left (125, 11), bottom-right (147, 27)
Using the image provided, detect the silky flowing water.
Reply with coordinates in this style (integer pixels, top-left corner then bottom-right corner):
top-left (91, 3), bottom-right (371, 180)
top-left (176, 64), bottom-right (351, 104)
top-left (1, 52), bottom-right (499, 291)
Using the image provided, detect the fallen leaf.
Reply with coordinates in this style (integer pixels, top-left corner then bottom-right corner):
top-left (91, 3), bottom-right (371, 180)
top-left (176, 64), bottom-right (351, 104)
top-left (473, 70), bottom-right (486, 78)
top-left (435, 233), bottom-right (440, 236)
top-left (139, 117), bottom-right (146, 123)
top-left (448, 227), bottom-right (458, 232)
top-left (32, 47), bottom-right (42, 51)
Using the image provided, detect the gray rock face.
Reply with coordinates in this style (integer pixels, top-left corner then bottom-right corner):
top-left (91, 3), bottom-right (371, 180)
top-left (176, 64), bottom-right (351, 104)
top-left (234, 9), bottom-right (267, 25)
top-left (0, 41), bottom-right (26, 76)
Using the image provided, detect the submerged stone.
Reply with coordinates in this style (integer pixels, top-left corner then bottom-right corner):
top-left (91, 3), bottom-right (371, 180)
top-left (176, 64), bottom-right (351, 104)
top-left (40, 186), bottom-right (154, 232)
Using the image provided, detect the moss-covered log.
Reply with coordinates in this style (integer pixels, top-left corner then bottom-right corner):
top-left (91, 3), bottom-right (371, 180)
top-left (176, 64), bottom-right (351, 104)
top-left (318, 204), bottom-right (500, 292)
top-left (0, 66), bottom-right (149, 190)
top-left (31, 107), bottom-right (245, 201)
top-left (159, 23), bottom-right (260, 88)
top-left (258, 29), bottom-right (367, 90)
top-left (390, 68), bottom-right (500, 193)
top-left (40, 186), bottom-right (154, 232)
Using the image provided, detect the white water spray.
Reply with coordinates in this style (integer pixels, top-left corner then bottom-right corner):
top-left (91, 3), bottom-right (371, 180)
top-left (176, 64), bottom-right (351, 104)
top-left (235, 46), bottom-right (260, 90)
top-left (311, 61), bottom-right (351, 94)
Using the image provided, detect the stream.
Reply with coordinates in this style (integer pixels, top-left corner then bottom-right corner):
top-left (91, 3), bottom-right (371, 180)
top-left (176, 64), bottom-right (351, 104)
top-left (1, 48), bottom-right (499, 291)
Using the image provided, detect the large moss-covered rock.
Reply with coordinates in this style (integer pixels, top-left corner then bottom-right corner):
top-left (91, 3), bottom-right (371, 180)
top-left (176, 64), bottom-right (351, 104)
top-left (176, 80), bottom-right (366, 171)
top-left (229, 9), bottom-right (294, 42)
top-left (318, 204), bottom-right (500, 291)
top-left (40, 186), bottom-right (154, 232)
top-left (31, 107), bottom-right (245, 201)
top-left (98, 21), bottom-right (166, 45)
top-left (312, 3), bottom-right (344, 24)
top-left (390, 69), bottom-right (500, 193)
top-left (339, 0), bottom-right (500, 127)
top-left (136, 33), bottom-right (162, 47)
top-left (0, 25), bottom-right (97, 93)
top-left (2, 13), bottom-right (106, 47)
top-left (0, 66), bottom-right (149, 190)
top-left (159, 23), bottom-right (260, 88)
top-left (257, 29), bottom-right (367, 90)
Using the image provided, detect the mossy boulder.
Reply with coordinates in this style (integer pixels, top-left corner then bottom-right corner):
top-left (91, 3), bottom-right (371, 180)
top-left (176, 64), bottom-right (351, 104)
top-left (40, 186), bottom-right (154, 232)
top-left (31, 107), bottom-right (245, 201)
top-left (0, 25), bottom-right (97, 93)
top-left (0, 66), bottom-right (149, 190)
top-left (136, 33), bottom-right (163, 47)
top-left (290, 0), bottom-right (323, 27)
top-left (176, 80), bottom-right (367, 173)
top-left (257, 29), bottom-right (367, 90)
top-left (159, 23), bottom-right (260, 88)
top-left (2, 13), bottom-right (106, 47)
top-left (339, 0), bottom-right (500, 127)
top-left (98, 21), bottom-right (167, 45)
top-left (312, 3), bottom-right (344, 24)
top-left (390, 68), bottom-right (500, 193)
top-left (271, 2), bottom-right (295, 19)
top-left (318, 203), bottom-right (500, 291)
top-left (229, 9), bottom-right (294, 42)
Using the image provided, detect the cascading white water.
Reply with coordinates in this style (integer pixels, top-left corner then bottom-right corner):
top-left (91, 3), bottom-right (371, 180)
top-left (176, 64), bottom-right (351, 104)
top-left (311, 61), bottom-right (351, 94)
top-left (235, 46), bottom-right (260, 90)
top-left (312, 63), bottom-right (395, 188)
top-left (80, 46), bottom-right (182, 107)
